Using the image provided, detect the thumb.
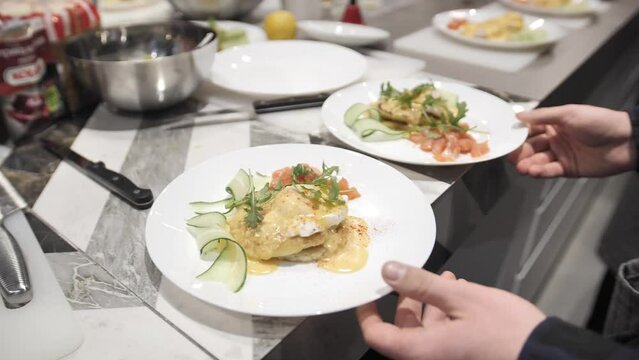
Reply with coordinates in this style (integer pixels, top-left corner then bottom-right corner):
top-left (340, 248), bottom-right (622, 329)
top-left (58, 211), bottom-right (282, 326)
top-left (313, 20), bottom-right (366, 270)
top-left (382, 261), bottom-right (467, 315)
top-left (516, 106), bottom-right (570, 127)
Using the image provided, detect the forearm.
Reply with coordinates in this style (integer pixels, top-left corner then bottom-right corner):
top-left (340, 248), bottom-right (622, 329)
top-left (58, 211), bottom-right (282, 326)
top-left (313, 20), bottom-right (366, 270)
top-left (630, 106), bottom-right (639, 171)
top-left (519, 317), bottom-right (637, 360)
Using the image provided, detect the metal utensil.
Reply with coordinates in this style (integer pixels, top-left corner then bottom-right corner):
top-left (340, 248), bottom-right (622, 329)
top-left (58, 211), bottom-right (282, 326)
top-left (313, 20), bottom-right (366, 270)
top-left (65, 21), bottom-right (217, 112)
top-left (0, 172), bottom-right (32, 308)
top-left (164, 93), bottom-right (331, 130)
top-left (472, 85), bottom-right (533, 103)
top-left (42, 139), bottom-right (154, 209)
top-left (167, 0), bottom-right (262, 19)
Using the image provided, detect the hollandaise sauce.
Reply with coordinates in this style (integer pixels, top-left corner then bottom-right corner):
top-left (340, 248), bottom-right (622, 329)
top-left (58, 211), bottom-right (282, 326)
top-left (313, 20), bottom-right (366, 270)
top-left (247, 258), bottom-right (279, 275)
top-left (318, 218), bottom-right (369, 273)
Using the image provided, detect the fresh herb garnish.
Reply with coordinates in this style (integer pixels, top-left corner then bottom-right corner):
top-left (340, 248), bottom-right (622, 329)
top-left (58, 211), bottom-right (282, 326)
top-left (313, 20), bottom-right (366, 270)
top-left (219, 163), bottom-right (347, 229)
top-left (328, 178), bottom-right (341, 204)
top-left (450, 101), bottom-right (468, 126)
top-left (289, 162), bottom-right (345, 206)
top-left (244, 172), bottom-right (263, 229)
top-left (380, 82), bottom-right (401, 98)
top-left (291, 163), bottom-right (309, 184)
top-left (385, 82), bottom-right (437, 109)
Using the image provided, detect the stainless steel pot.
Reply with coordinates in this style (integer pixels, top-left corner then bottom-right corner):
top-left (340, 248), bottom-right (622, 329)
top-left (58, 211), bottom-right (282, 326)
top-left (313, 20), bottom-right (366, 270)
top-left (65, 21), bottom-right (217, 112)
top-left (167, 0), bottom-right (263, 20)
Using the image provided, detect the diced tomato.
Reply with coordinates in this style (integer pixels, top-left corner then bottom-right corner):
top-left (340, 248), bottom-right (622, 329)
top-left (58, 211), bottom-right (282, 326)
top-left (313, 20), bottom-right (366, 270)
top-left (271, 167), bottom-right (292, 188)
top-left (445, 133), bottom-right (461, 159)
top-left (338, 178), bottom-right (350, 191)
top-left (432, 138), bottom-right (447, 155)
top-left (459, 138), bottom-right (474, 153)
top-left (409, 132), bottom-right (426, 144)
top-left (471, 142), bottom-right (490, 158)
top-left (340, 187), bottom-right (361, 200)
top-left (447, 19), bottom-right (467, 30)
top-left (294, 164), bottom-right (318, 183)
top-left (420, 138), bottom-right (434, 152)
top-left (434, 153), bottom-right (455, 162)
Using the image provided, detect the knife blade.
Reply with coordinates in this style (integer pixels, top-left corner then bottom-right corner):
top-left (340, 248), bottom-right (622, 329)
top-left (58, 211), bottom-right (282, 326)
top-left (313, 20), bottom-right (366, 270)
top-left (0, 171), bottom-right (32, 308)
top-left (164, 93), bottom-right (331, 130)
top-left (252, 93), bottom-right (330, 114)
top-left (41, 139), bottom-right (154, 210)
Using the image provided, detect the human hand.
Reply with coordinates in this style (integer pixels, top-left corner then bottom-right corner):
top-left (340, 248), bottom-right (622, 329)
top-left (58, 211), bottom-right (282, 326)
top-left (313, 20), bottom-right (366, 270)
top-left (357, 262), bottom-right (545, 360)
top-left (508, 105), bottom-right (636, 177)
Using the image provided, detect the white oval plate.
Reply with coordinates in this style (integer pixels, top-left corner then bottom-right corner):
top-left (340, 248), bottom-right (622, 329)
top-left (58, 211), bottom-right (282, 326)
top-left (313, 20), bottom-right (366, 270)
top-left (322, 79), bottom-right (529, 166)
top-left (298, 20), bottom-right (390, 47)
top-left (498, 0), bottom-right (604, 16)
top-left (192, 20), bottom-right (267, 44)
top-left (433, 8), bottom-right (566, 50)
top-left (145, 144), bottom-right (435, 317)
top-left (210, 40), bottom-right (367, 97)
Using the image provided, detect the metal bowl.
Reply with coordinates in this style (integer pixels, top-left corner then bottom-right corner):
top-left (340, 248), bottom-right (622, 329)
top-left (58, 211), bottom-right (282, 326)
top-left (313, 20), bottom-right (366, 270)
top-left (65, 21), bottom-right (217, 112)
top-left (167, 0), bottom-right (262, 20)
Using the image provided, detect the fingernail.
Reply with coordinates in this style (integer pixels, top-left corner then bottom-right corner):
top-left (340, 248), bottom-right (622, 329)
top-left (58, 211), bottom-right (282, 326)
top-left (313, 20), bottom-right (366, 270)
top-left (382, 261), bottom-right (407, 282)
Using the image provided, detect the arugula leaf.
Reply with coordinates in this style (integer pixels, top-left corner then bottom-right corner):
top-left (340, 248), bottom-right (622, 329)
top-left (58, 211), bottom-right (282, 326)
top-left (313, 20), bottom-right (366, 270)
top-left (422, 95), bottom-right (447, 109)
top-left (244, 172), bottom-right (263, 229)
top-left (391, 83), bottom-right (436, 109)
top-left (256, 185), bottom-right (272, 203)
top-left (328, 178), bottom-right (340, 204)
top-left (397, 91), bottom-right (414, 108)
top-left (380, 82), bottom-right (400, 98)
top-left (451, 101), bottom-right (468, 126)
top-left (291, 163), bottom-right (309, 183)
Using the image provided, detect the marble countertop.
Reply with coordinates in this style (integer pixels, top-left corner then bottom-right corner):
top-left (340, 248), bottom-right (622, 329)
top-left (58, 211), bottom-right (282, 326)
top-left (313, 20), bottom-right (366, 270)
top-left (2, 0), bottom-right (638, 359)
top-left (2, 50), bottom-right (486, 360)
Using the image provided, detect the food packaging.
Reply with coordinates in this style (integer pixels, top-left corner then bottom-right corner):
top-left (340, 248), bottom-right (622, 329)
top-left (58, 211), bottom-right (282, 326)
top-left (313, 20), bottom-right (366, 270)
top-left (0, 0), bottom-right (100, 141)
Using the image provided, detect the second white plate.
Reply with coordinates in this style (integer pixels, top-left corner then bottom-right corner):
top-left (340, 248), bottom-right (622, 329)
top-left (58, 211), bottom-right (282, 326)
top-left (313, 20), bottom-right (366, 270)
top-left (433, 8), bottom-right (566, 50)
top-left (210, 40), bottom-right (367, 97)
top-left (322, 79), bottom-right (529, 166)
top-left (298, 20), bottom-right (390, 47)
top-left (498, 0), bottom-right (604, 17)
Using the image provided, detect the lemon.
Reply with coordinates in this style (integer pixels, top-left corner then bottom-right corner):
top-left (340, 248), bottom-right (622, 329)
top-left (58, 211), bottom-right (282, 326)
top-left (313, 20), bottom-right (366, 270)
top-left (263, 10), bottom-right (297, 40)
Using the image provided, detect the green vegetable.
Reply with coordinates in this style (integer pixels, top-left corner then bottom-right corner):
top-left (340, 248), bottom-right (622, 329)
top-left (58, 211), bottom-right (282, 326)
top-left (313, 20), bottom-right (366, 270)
top-left (189, 198), bottom-right (232, 214)
top-left (344, 103), bottom-right (381, 126)
top-left (350, 117), bottom-right (407, 141)
top-left (380, 82), bottom-right (401, 98)
top-left (187, 212), bottom-right (227, 228)
top-left (226, 169), bottom-right (251, 201)
top-left (207, 17), bottom-right (249, 51)
top-left (197, 238), bottom-right (247, 292)
top-left (244, 172), bottom-right (263, 229)
top-left (509, 29), bottom-right (547, 42)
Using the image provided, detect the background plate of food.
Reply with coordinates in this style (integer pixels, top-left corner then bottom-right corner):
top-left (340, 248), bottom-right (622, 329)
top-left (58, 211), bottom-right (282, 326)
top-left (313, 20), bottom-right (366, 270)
top-left (192, 20), bottom-right (267, 51)
top-left (433, 8), bottom-right (566, 49)
top-left (145, 144), bottom-right (435, 316)
top-left (498, 0), bottom-right (605, 16)
top-left (322, 78), bottom-right (528, 166)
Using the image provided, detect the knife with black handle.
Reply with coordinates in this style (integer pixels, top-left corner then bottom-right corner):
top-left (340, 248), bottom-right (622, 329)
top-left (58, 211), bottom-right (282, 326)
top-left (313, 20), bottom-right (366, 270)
top-left (41, 139), bottom-right (154, 210)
